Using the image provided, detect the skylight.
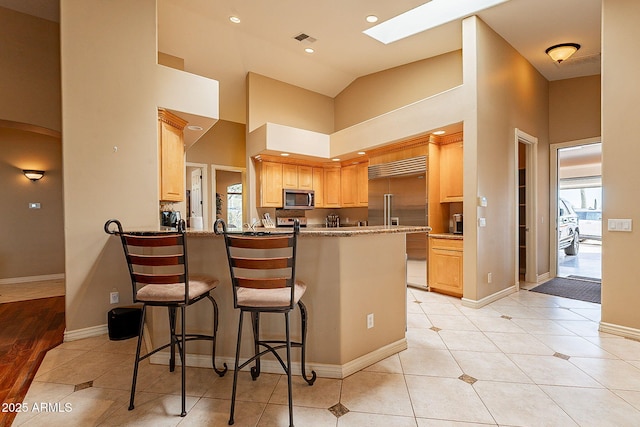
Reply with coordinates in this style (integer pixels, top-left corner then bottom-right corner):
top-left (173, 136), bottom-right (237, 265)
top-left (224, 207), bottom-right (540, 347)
top-left (363, 0), bottom-right (511, 44)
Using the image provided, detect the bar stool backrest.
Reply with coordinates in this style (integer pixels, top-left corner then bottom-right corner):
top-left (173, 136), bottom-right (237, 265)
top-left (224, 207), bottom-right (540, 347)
top-left (216, 219), bottom-right (298, 311)
top-left (105, 219), bottom-right (190, 305)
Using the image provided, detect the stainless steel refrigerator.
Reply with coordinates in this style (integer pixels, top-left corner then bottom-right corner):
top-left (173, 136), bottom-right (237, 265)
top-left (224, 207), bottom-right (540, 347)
top-left (368, 156), bottom-right (428, 260)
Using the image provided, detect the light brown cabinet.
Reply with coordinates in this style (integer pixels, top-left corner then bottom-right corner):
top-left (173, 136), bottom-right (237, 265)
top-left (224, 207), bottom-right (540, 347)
top-left (323, 167), bottom-right (341, 208)
top-left (312, 167), bottom-right (325, 208)
top-left (259, 161), bottom-right (284, 207)
top-left (298, 166), bottom-right (313, 190)
top-left (428, 237), bottom-right (463, 297)
top-left (158, 109), bottom-right (187, 202)
top-left (340, 163), bottom-right (369, 207)
top-left (440, 142), bottom-right (463, 202)
top-left (282, 164), bottom-right (298, 189)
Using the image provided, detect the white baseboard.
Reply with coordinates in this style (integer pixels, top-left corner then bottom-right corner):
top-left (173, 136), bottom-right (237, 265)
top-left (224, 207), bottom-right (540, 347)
top-left (599, 322), bottom-right (640, 341)
top-left (0, 273), bottom-right (64, 285)
top-left (149, 338), bottom-right (408, 379)
top-left (461, 285), bottom-right (517, 309)
top-left (64, 324), bottom-right (108, 342)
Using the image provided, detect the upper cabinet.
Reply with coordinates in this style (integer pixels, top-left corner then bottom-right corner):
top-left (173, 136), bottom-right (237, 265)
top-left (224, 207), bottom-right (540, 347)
top-left (340, 162), bottom-right (368, 207)
top-left (440, 141), bottom-right (463, 203)
top-left (258, 161), bottom-right (284, 207)
top-left (158, 109), bottom-right (187, 202)
top-left (323, 167), bottom-right (342, 208)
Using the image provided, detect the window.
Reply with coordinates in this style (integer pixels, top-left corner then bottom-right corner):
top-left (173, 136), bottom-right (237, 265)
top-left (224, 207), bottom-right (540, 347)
top-left (226, 183), bottom-right (242, 229)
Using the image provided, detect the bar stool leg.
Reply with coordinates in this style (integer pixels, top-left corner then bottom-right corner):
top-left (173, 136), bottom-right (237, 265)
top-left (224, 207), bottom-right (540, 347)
top-left (298, 301), bottom-right (317, 385)
top-left (229, 310), bottom-right (244, 425)
top-left (207, 295), bottom-right (228, 376)
top-left (180, 306), bottom-right (187, 417)
top-left (129, 304), bottom-right (147, 411)
top-left (285, 311), bottom-right (294, 427)
top-left (250, 312), bottom-right (261, 380)
top-left (168, 306), bottom-right (177, 372)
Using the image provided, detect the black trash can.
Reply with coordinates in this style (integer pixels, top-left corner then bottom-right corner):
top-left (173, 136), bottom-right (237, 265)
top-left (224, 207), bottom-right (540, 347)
top-left (108, 305), bottom-right (142, 340)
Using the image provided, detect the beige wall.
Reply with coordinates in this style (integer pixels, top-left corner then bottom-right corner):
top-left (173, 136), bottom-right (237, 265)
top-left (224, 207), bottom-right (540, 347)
top-left (463, 17), bottom-right (550, 301)
top-left (334, 51), bottom-right (463, 131)
top-left (186, 120), bottom-right (246, 168)
top-left (0, 128), bottom-right (64, 280)
top-left (601, 0), bottom-right (640, 330)
top-left (246, 72), bottom-right (335, 134)
top-left (0, 7), bottom-right (60, 132)
top-left (549, 75), bottom-right (601, 143)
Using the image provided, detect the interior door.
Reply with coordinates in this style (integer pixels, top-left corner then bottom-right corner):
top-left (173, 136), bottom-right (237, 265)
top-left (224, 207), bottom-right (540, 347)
top-left (190, 168), bottom-right (203, 218)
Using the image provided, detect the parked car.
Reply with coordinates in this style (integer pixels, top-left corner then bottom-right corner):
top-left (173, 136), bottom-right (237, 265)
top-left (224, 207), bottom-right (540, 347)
top-left (558, 198), bottom-right (580, 255)
top-left (575, 209), bottom-right (602, 240)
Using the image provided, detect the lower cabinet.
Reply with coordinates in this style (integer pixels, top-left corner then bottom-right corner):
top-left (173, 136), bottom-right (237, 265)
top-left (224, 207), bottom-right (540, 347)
top-left (428, 236), bottom-right (463, 297)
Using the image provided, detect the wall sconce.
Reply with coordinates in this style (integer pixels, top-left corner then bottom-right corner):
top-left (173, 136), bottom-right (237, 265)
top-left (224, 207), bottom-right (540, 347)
top-left (23, 169), bottom-right (45, 182)
top-left (545, 43), bottom-right (581, 63)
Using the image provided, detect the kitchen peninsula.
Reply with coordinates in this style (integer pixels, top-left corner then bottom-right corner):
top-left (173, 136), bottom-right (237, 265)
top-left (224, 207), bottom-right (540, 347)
top-left (144, 225), bottom-right (430, 379)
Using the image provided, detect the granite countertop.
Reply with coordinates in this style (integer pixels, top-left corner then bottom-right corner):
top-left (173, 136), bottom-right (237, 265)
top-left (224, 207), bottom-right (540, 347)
top-left (429, 233), bottom-right (464, 240)
top-left (187, 225), bottom-right (432, 237)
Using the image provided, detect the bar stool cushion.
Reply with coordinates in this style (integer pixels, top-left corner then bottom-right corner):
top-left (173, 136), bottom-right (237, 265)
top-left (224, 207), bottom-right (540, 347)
top-left (236, 281), bottom-right (306, 308)
top-left (137, 275), bottom-right (218, 302)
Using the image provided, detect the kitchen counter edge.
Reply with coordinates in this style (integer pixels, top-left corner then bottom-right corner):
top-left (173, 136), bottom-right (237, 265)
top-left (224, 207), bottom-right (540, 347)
top-left (187, 225), bottom-right (432, 237)
top-left (429, 233), bottom-right (464, 240)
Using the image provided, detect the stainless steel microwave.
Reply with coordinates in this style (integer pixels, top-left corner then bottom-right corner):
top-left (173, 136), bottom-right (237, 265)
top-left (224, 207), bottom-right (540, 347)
top-left (283, 189), bottom-right (315, 210)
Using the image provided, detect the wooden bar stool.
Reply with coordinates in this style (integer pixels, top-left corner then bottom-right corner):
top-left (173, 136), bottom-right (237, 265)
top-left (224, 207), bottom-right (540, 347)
top-left (215, 219), bottom-right (316, 427)
top-left (104, 219), bottom-right (227, 417)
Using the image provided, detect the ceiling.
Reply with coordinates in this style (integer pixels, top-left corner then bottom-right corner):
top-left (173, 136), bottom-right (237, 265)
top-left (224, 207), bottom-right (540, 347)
top-left (1, 0), bottom-right (602, 125)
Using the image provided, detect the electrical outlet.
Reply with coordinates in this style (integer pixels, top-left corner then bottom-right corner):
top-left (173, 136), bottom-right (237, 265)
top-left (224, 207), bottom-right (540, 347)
top-left (367, 313), bottom-right (374, 329)
top-left (487, 272), bottom-right (492, 283)
top-left (110, 291), bottom-right (119, 304)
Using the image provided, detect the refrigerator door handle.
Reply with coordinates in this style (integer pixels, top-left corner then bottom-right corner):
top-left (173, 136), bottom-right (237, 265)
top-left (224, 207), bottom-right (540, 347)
top-left (384, 193), bottom-right (393, 226)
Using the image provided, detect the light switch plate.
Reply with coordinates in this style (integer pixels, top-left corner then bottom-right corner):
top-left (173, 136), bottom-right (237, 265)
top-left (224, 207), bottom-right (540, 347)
top-left (28, 202), bottom-right (41, 209)
top-left (608, 219), bottom-right (632, 232)
top-left (478, 218), bottom-right (487, 227)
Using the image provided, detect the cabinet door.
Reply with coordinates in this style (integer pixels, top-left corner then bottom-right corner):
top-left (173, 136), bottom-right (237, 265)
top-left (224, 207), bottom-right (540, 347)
top-left (282, 164), bottom-right (298, 189)
top-left (298, 166), bottom-right (313, 190)
top-left (357, 162), bottom-right (369, 206)
top-left (341, 165), bottom-right (357, 207)
top-left (428, 238), bottom-right (463, 297)
top-left (159, 120), bottom-right (185, 202)
top-left (324, 167), bottom-right (341, 207)
top-left (312, 167), bottom-right (324, 208)
top-left (260, 162), bottom-right (283, 207)
top-left (440, 142), bottom-right (463, 202)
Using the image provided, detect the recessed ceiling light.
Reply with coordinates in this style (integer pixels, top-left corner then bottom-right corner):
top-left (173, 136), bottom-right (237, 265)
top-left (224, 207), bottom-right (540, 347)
top-left (305, 48), bottom-right (314, 54)
top-left (229, 16), bottom-right (241, 24)
top-left (187, 125), bottom-right (203, 131)
top-left (357, 151), bottom-right (366, 155)
top-left (281, 153), bottom-right (290, 157)
top-left (433, 130), bottom-right (446, 135)
top-left (332, 158), bottom-right (341, 162)
top-left (366, 15), bottom-right (379, 23)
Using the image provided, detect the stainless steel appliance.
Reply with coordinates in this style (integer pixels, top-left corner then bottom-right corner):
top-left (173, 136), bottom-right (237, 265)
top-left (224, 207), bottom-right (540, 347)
top-left (283, 189), bottom-right (315, 210)
top-left (453, 213), bottom-right (463, 234)
top-left (276, 216), bottom-right (308, 227)
top-left (368, 156), bottom-right (428, 259)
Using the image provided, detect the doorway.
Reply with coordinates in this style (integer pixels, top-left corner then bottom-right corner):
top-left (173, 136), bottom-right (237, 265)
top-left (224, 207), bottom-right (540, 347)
top-left (212, 165), bottom-right (246, 230)
top-left (551, 140), bottom-right (602, 281)
top-left (514, 129), bottom-right (538, 288)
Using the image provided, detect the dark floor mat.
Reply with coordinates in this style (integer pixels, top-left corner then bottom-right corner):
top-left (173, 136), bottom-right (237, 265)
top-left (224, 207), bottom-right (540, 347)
top-left (529, 277), bottom-right (601, 304)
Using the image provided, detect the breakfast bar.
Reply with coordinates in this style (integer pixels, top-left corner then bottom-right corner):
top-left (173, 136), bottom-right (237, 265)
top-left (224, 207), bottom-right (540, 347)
top-left (143, 225), bottom-right (430, 379)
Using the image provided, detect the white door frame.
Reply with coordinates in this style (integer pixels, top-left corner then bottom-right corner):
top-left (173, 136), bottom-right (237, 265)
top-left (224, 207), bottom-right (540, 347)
top-left (211, 164), bottom-right (247, 227)
top-left (186, 162), bottom-right (209, 229)
top-left (514, 129), bottom-right (538, 287)
top-left (549, 137), bottom-right (601, 279)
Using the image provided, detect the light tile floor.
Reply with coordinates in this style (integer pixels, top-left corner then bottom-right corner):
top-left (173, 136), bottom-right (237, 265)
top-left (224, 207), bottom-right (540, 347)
top-left (14, 288), bottom-right (640, 426)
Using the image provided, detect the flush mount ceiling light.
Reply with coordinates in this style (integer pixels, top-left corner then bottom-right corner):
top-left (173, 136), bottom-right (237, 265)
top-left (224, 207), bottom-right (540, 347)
top-left (364, 0), bottom-right (510, 44)
top-left (280, 153), bottom-right (290, 157)
top-left (357, 151), bottom-right (366, 155)
top-left (305, 48), bottom-right (314, 54)
top-left (432, 130), bottom-right (446, 135)
top-left (229, 16), bottom-right (241, 24)
top-left (366, 15), bottom-right (379, 23)
top-left (23, 169), bottom-right (45, 181)
top-left (187, 125), bottom-right (203, 131)
top-left (545, 43), bottom-right (581, 63)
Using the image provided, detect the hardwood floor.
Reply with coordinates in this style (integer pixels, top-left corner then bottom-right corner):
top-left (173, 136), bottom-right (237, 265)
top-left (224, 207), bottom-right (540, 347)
top-left (0, 296), bottom-right (65, 427)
